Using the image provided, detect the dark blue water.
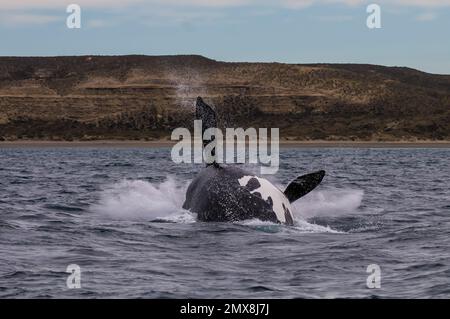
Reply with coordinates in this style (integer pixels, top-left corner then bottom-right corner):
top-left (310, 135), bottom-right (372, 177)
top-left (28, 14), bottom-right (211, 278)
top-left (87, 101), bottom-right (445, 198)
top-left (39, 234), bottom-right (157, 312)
top-left (0, 147), bottom-right (449, 298)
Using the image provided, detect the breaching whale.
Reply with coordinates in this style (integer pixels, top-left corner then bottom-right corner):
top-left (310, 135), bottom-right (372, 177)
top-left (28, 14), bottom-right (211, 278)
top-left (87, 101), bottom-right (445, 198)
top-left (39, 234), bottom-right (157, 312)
top-left (182, 97), bottom-right (325, 226)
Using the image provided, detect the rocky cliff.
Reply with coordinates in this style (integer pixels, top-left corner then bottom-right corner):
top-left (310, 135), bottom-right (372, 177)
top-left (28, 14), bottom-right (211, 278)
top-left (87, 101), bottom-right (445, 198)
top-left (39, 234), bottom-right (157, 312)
top-left (1, 55), bottom-right (449, 141)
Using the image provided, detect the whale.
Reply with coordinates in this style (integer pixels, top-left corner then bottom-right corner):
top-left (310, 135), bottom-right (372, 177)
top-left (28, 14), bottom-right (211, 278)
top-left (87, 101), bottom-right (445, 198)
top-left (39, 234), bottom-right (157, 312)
top-left (182, 97), bottom-right (325, 225)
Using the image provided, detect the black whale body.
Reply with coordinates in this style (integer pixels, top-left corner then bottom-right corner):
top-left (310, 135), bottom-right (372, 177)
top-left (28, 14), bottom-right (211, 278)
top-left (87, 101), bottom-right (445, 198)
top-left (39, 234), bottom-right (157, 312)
top-left (183, 164), bottom-right (294, 224)
top-left (182, 97), bottom-right (325, 226)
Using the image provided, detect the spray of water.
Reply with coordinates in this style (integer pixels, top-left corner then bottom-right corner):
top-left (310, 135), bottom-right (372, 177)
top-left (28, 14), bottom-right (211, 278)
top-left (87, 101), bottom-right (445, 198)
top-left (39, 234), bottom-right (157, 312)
top-left (166, 69), bottom-right (209, 109)
top-left (293, 189), bottom-right (364, 219)
top-left (91, 177), bottom-right (195, 223)
top-left (91, 178), bottom-right (363, 232)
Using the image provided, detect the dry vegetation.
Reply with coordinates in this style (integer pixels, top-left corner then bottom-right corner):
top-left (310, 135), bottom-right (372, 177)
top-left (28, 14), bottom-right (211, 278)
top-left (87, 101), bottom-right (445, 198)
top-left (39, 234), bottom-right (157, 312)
top-left (0, 55), bottom-right (449, 141)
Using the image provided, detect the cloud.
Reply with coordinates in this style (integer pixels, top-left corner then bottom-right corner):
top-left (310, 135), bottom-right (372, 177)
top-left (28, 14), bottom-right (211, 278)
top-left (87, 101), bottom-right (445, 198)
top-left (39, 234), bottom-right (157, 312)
top-left (0, 13), bottom-right (61, 26)
top-left (281, 0), bottom-right (315, 9)
top-left (86, 19), bottom-right (114, 28)
top-left (416, 12), bottom-right (437, 21)
top-left (1, 0), bottom-right (450, 10)
top-left (0, 0), bottom-right (251, 10)
top-left (0, 1), bottom-right (142, 10)
top-left (0, 0), bottom-right (449, 27)
top-left (160, 0), bottom-right (252, 6)
top-left (393, 0), bottom-right (450, 7)
top-left (315, 15), bottom-right (354, 21)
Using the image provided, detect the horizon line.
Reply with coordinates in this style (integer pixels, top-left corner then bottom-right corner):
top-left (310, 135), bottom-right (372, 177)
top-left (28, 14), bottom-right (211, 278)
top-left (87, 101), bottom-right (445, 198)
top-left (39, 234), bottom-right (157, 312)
top-left (0, 54), bottom-right (448, 76)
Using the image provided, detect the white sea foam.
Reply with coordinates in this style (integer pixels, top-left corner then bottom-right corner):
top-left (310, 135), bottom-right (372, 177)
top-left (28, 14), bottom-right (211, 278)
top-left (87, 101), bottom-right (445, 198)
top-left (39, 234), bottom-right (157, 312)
top-left (292, 188), bottom-right (364, 219)
top-left (91, 178), bottom-right (363, 232)
top-left (91, 177), bottom-right (193, 222)
top-left (237, 218), bottom-right (341, 233)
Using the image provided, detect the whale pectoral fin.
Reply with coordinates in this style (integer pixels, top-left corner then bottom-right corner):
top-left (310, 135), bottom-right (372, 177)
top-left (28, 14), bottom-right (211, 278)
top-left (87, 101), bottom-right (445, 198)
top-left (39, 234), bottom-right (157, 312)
top-left (284, 170), bottom-right (325, 203)
top-left (196, 97), bottom-right (219, 167)
top-left (196, 97), bottom-right (217, 140)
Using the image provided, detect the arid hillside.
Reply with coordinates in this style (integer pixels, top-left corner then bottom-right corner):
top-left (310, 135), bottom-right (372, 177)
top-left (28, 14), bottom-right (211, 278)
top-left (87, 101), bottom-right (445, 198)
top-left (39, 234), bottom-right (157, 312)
top-left (0, 55), bottom-right (449, 141)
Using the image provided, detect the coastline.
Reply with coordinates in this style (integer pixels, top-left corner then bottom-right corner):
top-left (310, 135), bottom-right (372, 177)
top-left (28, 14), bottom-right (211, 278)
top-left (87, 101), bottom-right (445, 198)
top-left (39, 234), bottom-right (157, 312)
top-left (2, 140), bottom-right (450, 148)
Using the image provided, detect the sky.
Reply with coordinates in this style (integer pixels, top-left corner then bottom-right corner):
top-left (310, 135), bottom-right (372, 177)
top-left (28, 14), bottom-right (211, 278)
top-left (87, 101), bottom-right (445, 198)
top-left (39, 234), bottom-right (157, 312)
top-left (0, 0), bottom-right (449, 74)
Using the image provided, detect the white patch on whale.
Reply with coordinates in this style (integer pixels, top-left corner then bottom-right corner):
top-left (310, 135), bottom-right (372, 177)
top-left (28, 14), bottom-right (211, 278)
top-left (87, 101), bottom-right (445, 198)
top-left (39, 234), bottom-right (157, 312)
top-left (238, 175), bottom-right (293, 223)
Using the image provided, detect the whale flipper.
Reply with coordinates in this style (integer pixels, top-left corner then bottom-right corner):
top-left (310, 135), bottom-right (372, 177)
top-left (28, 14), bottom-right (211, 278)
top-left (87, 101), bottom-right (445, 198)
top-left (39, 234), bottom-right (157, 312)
top-left (284, 170), bottom-right (325, 203)
top-left (196, 97), bottom-right (217, 143)
top-left (196, 97), bottom-right (219, 166)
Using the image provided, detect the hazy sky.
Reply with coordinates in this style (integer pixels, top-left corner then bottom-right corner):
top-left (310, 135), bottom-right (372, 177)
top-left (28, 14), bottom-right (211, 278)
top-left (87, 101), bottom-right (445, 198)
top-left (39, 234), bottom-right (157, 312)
top-left (0, 0), bottom-right (449, 74)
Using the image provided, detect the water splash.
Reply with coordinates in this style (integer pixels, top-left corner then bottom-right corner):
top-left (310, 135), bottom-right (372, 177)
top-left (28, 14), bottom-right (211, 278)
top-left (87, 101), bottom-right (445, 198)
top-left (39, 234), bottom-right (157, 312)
top-left (91, 177), bottom-right (192, 222)
top-left (166, 69), bottom-right (208, 109)
top-left (91, 178), bottom-right (357, 233)
top-left (237, 218), bottom-right (341, 234)
top-left (293, 188), bottom-right (364, 219)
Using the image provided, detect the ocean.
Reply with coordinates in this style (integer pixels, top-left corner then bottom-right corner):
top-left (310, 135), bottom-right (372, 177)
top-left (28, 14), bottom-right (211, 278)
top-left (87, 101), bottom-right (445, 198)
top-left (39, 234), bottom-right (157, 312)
top-left (0, 147), bottom-right (449, 298)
